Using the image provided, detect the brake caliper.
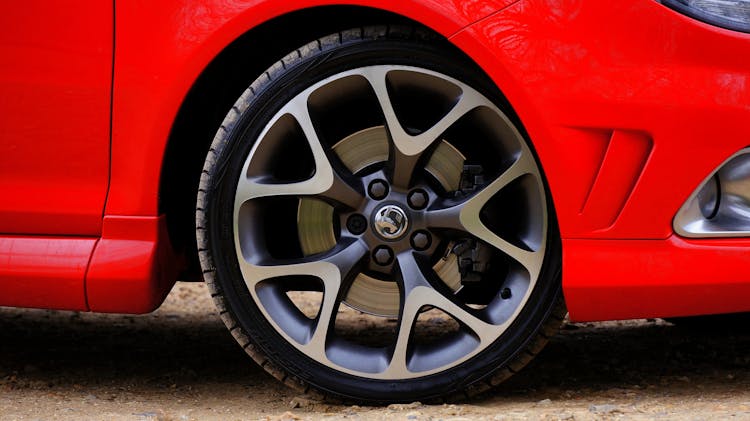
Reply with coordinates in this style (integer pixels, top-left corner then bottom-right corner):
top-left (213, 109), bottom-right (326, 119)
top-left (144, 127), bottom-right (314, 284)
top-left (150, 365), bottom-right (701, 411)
top-left (451, 239), bottom-right (491, 284)
top-left (458, 164), bottom-right (485, 195)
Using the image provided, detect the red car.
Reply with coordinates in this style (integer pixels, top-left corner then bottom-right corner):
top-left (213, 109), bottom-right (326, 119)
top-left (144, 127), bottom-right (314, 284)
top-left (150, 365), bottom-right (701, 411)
top-left (2, 0), bottom-right (749, 403)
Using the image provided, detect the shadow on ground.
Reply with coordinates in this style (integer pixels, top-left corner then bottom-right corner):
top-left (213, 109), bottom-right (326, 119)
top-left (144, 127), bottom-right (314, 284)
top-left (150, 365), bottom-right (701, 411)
top-left (0, 283), bottom-right (748, 409)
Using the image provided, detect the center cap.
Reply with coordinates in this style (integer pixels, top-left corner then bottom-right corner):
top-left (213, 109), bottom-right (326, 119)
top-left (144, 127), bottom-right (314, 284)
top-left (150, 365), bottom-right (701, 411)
top-left (373, 205), bottom-right (409, 240)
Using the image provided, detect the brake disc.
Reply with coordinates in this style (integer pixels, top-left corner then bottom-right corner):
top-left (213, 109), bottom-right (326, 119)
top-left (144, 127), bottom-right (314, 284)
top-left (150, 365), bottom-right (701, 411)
top-left (297, 126), bottom-right (465, 317)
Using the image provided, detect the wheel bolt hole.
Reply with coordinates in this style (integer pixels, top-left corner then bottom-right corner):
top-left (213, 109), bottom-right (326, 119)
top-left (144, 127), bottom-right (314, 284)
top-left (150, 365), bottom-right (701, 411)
top-left (372, 245), bottom-right (394, 266)
top-left (407, 189), bottom-right (429, 210)
top-left (500, 288), bottom-right (512, 300)
top-left (368, 179), bottom-right (389, 200)
top-left (410, 230), bottom-right (432, 251)
top-left (346, 214), bottom-right (368, 235)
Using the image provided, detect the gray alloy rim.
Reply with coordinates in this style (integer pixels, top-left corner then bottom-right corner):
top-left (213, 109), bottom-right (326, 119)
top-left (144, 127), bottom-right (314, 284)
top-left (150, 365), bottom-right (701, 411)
top-left (232, 65), bottom-right (548, 379)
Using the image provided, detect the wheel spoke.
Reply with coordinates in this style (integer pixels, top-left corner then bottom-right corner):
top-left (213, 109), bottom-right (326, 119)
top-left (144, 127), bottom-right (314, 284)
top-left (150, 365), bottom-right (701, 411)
top-left (308, 241), bottom-right (369, 354)
top-left (384, 252), bottom-right (428, 376)
top-left (240, 238), bottom-right (367, 291)
top-left (302, 278), bottom-right (342, 356)
top-left (385, 291), bottom-right (420, 376)
top-left (384, 252), bottom-right (494, 375)
top-left (234, 95), bottom-right (363, 210)
top-left (243, 239), bottom-right (367, 351)
top-left (363, 67), bottom-right (488, 189)
top-left (426, 151), bottom-right (545, 278)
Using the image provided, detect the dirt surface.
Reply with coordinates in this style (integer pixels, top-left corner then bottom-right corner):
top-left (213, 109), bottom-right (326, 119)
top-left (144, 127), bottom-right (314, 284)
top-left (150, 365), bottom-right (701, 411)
top-left (1, 282), bottom-right (749, 421)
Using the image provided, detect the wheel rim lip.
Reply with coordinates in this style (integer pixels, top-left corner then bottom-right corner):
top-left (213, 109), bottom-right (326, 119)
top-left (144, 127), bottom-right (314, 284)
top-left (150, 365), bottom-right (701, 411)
top-left (230, 64), bottom-right (549, 380)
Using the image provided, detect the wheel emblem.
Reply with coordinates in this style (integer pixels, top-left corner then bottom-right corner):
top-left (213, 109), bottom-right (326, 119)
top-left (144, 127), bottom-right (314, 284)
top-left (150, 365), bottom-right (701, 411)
top-left (374, 205), bottom-right (409, 239)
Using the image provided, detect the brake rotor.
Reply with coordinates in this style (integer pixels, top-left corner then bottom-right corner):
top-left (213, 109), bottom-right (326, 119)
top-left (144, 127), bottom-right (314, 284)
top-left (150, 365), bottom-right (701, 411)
top-left (297, 197), bottom-right (336, 256)
top-left (297, 126), bottom-right (465, 317)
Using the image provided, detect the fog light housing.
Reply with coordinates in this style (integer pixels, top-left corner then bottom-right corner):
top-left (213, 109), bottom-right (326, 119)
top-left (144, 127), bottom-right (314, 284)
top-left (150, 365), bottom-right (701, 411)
top-left (661, 0), bottom-right (750, 33)
top-left (674, 148), bottom-right (750, 237)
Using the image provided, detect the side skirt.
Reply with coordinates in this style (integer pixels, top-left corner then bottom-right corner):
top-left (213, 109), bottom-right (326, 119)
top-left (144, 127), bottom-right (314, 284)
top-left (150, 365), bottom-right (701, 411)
top-left (86, 215), bottom-right (179, 313)
top-left (0, 215), bottom-right (179, 313)
top-left (0, 236), bottom-right (94, 310)
top-left (564, 236), bottom-right (750, 322)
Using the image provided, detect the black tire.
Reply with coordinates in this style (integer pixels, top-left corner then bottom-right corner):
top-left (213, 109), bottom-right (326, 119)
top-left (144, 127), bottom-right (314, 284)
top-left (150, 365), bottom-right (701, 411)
top-left (197, 26), bottom-right (565, 403)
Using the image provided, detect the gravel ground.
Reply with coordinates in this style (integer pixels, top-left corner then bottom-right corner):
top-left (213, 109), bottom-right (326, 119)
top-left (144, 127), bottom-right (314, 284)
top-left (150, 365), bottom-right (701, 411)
top-left (1, 282), bottom-right (749, 420)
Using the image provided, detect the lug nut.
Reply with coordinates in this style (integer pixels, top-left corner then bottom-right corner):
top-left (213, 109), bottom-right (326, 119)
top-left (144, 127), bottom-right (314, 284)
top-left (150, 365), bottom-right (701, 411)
top-left (407, 189), bottom-right (428, 210)
top-left (372, 246), bottom-right (394, 266)
top-left (410, 230), bottom-right (432, 251)
top-left (368, 179), bottom-right (389, 200)
top-left (346, 214), bottom-right (368, 235)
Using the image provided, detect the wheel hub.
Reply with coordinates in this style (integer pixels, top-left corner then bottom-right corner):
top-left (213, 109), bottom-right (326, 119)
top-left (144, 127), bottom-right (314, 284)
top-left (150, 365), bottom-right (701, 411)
top-left (296, 125), bottom-right (466, 317)
top-left (373, 205), bottom-right (409, 240)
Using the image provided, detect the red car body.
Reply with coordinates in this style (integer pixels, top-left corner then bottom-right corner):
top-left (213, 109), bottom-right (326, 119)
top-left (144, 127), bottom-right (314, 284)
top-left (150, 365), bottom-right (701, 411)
top-left (1, 0), bottom-right (749, 321)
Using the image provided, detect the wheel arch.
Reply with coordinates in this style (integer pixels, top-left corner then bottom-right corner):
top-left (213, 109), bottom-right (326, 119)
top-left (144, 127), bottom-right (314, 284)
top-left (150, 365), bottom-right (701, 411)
top-left (152, 5), bottom-right (469, 279)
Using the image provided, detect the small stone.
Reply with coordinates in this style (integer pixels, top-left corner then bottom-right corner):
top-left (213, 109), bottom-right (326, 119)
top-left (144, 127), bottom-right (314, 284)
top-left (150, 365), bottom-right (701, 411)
top-left (442, 404), bottom-right (461, 416)
top-left (387, 402), bottom-right (422, 411)
top-left (537, 398), bottom-right (552, 405)
top-left (342, 405), bottom-right (361, 416)
top-left (278, 411), bottom-right (301, 421)
top-left (289, 395), bottom-right (315, 409)
top-left (589, 404), bottom-right (621, 414)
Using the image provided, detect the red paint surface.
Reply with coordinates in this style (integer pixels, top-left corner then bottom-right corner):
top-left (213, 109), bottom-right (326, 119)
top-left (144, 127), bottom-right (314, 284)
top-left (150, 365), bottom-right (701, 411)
top-left (564, 237), bottom-right (750, 321)
top-left (86, 216), bottom-right (179, 314)
top-left (450, 1), bottom-right (750, 319)
top-left (0, 2), bottom-right (112, 235)
top-left (453, 0), bottom-right (750, 239)
top-left (0, 236), bottom-right (93, 310)
top-left (0, 0), bottom-right (749, 319)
